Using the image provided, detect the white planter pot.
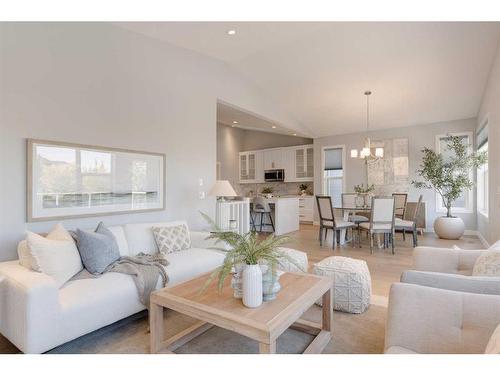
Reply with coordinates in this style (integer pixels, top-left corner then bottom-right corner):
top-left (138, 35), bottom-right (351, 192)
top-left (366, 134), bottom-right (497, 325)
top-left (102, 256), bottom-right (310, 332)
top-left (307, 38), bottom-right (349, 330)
top-left (242, 264), bottom-right (263, 308)
top-left (434, 216), bottom-right (465, 240)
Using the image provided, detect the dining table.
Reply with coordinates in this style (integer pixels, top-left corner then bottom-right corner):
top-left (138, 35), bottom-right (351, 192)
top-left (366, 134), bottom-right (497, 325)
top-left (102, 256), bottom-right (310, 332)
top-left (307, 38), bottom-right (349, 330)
top-left (333, 206), bottom-right (390, 249)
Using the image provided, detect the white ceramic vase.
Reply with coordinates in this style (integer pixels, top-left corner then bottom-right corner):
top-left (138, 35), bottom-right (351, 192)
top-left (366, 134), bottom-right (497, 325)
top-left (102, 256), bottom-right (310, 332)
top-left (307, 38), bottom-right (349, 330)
top-left (242, 264), bottom-right (263, 308)
top-left (433, 216), bottom-right (465, 240)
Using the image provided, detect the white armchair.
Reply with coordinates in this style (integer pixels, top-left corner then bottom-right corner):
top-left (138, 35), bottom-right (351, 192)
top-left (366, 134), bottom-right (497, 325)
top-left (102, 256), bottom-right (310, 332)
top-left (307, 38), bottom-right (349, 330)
top-left (401, 246), bottom-right (500, 295)
top-left (385, 283), bottom-right (500, 354)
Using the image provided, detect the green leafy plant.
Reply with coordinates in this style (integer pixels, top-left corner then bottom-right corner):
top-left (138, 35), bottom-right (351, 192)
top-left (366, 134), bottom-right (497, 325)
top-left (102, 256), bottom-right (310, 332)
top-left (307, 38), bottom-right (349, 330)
top-left (261, 186), bottom-right (274, 195)
top-left (199, 212), bottom-right (305, 294)
top-left (354, 184), bottom-right (375, 194)
top-left (412, 135), bottom-right (487, 218)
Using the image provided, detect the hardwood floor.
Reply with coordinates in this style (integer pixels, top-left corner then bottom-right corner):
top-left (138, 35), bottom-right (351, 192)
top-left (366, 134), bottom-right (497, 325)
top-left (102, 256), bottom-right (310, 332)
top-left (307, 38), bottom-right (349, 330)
top-left (284, 224), bottom-right (484, 298)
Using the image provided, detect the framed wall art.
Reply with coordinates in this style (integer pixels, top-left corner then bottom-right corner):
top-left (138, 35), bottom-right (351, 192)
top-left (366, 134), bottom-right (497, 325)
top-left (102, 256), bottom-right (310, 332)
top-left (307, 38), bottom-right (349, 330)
top-left (27, 139), bottom-right (165, 222)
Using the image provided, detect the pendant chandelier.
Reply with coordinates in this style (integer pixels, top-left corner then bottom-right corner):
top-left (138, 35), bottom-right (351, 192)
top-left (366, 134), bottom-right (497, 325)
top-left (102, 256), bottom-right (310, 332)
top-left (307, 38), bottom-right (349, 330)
top-left (350, 90), bottom-right (383, 162)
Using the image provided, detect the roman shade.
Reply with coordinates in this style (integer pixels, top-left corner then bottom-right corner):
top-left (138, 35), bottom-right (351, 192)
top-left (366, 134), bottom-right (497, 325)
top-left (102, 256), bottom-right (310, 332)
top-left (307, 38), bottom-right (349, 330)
top-left (477, 122), bottom-right (488, 149)
top-left (324, 148), bottom-right (343, 170)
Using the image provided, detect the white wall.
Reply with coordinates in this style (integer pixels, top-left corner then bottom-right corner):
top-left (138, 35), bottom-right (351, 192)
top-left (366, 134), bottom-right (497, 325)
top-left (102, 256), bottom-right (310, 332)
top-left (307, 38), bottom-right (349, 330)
top-left (313, 118), bottom-right (478, 230)
top-left (477, 41), bottom-right (500, 244)
top-left (0, 23), bottom-right (299, 261)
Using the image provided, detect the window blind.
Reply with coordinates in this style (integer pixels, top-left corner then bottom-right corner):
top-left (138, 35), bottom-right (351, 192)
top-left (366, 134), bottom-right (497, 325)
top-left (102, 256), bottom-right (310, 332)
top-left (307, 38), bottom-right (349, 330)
top-left (477, 122), bottom-right (488, 149)
top-left (324, 148), bottom-right (343, 170)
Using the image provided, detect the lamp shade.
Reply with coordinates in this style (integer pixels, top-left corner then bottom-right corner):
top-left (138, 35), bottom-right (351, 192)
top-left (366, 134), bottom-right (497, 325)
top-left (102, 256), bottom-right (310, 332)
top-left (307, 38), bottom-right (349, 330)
top-left (208, 180), bottom-right (237, 197)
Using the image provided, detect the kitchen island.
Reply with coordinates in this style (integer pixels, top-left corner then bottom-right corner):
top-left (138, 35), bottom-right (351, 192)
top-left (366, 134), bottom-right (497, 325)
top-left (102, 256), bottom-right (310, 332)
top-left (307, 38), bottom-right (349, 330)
top-left (249, 196), bottom-right (299, 235)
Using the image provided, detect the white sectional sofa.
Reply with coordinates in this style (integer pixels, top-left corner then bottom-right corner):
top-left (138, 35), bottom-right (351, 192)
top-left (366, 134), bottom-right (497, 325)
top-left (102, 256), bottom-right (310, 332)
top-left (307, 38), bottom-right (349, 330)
top-left (0, 221), bottom-right (225, 354)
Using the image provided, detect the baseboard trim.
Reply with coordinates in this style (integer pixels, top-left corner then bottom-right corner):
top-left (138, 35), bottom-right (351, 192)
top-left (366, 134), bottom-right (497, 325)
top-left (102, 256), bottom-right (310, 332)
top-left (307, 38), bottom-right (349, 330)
top-left (466, 230), bottom-right (490, 248)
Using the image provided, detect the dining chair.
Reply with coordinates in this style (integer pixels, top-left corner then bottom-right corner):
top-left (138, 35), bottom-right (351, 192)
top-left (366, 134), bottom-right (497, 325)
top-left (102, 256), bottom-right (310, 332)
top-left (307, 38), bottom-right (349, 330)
top-left (359, 196), bottom-right (396, 254)
top-left (395, 195), bottom-right (423, 247)
top-left (252, 197), bottom-right (275, 232)
top-left (392, 193), bottom-right (408, 220)
top-left (316, 195), bottom-right (356, 249)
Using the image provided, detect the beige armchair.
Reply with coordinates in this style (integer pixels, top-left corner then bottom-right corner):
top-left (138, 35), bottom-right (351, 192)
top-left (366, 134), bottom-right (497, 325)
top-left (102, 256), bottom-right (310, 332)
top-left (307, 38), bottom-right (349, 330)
top-left (385, 283), bottom-right (500, 354)
top-left (401, 246), bottom-right (500, 295)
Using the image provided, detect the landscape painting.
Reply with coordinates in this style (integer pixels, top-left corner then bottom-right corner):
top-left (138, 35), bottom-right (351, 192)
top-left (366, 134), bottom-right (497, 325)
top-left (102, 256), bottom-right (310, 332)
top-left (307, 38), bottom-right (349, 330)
top-left (27, 139), bottom-right (165, 221)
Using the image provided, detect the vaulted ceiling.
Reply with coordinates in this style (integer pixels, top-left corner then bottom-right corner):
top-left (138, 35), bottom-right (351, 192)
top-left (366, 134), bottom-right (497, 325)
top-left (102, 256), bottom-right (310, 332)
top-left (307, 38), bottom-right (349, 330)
top-left (115, 22), bottom-right (500, 137)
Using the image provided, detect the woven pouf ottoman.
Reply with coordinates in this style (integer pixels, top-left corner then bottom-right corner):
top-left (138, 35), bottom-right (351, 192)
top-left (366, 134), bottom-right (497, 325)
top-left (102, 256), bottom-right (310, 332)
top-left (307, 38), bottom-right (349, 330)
top-left (277, 247), bottom-right (308, 273)
top-left (313, 256), bottom-right (371, 314)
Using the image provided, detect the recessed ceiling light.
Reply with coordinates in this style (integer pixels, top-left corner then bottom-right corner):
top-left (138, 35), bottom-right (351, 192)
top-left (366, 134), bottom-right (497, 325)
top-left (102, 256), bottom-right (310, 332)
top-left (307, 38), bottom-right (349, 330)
top-left (272, 126), bottom-right (277, 129)
top-left (227, 30), bottom-right (236, 36)
top-left (293, 133), bottom-right (297, 136)
top-left (232, 120), bottom-right (238, 124)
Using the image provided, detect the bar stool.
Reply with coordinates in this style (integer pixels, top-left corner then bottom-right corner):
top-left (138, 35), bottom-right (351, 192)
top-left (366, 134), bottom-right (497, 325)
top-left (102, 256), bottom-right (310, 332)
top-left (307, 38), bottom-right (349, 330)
top-left (252, 196), bottom-right (275, 232)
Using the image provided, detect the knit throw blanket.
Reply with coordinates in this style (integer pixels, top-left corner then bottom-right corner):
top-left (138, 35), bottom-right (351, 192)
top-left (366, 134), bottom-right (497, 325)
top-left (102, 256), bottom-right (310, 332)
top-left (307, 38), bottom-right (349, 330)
top-left (72, 253), bottom-right (169, 306)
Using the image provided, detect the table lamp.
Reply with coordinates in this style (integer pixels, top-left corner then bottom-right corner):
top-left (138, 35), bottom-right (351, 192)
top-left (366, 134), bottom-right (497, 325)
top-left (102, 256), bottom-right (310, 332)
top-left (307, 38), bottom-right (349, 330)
top-left (208, 180), bottom-right (237, 201)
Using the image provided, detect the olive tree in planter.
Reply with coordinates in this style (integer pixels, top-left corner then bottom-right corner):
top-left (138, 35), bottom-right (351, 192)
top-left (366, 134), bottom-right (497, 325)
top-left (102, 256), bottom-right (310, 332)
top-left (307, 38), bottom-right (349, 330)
top-left (412, 135), bottom-right (487, 239)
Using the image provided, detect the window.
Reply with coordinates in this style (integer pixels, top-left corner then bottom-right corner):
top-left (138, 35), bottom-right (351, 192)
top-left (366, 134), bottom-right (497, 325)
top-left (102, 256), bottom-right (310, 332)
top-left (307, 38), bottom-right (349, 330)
top-left (322, 147), bottom-right (344, 207)
top-left (435, 132), bottom-right (473, 213)
top-left (477, 122), bottom-right (488, 217)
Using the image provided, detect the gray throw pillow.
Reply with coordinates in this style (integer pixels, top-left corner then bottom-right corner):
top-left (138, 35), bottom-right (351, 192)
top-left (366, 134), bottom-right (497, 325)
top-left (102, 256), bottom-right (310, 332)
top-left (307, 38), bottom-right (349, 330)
top-left (76, 222), bottom-right (120, 274)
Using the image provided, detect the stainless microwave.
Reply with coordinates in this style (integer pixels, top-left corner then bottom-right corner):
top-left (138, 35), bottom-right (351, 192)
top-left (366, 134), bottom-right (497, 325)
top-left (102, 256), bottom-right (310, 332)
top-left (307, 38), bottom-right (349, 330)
top-left (264, 169), bottom-right (285, 182)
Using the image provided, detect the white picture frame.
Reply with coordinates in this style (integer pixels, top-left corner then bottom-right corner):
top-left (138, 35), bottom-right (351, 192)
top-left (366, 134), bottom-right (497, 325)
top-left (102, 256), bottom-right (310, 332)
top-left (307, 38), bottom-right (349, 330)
top-left (27, 139), bottom-right (166, 222)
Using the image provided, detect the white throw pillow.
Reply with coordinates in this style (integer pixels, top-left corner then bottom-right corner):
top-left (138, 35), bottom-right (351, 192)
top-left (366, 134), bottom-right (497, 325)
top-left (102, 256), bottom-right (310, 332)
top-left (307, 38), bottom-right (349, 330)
top-left (152, 224), bottom-right (191, 254)
top-left (17, 239), bottom-right (32, 269)
top-left (18, 223), bottom-right (76, 271)
top-left (485, 323), bottom-right (500, 354)
top-left (26, 224), bottom-right (83, 288)
top-left (472, 250), bottom-right (500, 277)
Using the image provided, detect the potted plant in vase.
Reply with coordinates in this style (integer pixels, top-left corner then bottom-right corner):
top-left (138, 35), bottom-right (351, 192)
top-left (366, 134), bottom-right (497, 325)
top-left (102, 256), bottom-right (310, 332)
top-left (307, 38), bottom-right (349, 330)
top-left (261, 186), bottom-right (274, 199)
top-left (299, 183), bottom-right (309, 196)
top-left (354, 183), bottom-right (375, 208)
top-left (199, 212), bottom-right (305, 308)
top-left (412, 135), bottom-right (487, 240)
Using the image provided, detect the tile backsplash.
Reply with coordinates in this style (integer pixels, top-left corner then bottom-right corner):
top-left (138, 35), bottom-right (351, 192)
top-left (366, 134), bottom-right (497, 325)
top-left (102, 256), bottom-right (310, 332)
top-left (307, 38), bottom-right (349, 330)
top-left (236, 182), bottom-right (314, 197)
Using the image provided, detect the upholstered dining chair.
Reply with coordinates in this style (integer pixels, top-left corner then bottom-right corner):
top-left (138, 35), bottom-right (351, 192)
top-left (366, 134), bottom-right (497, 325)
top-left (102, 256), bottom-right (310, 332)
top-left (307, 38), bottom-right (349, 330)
top-left (316, 195), bottom-right (356, 249)
top-left (359, 196), bottom-right (396, 254)
top-left (392, 193), bottom-right (408, 220)
top-left (394, 195), bottom-right (423, 247)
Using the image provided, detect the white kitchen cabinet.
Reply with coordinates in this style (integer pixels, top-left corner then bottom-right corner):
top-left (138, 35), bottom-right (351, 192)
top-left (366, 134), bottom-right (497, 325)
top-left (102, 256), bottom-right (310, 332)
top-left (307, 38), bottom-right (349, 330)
top-left (263, 149), bottom-right (283, 170)
top-left (239, 151), bottom-right (263, 183)
top-left (282, 148), bottom-right (295, 182)
top-left (294, 146), bottom-right (314, 182)
top-left (298, 196), bottom-right (314, 222)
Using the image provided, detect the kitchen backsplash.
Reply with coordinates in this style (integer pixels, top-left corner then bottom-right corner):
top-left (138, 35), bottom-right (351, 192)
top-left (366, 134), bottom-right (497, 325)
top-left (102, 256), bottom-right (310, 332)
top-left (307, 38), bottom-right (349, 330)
top-left (236, 182), bottom-right (314, 197)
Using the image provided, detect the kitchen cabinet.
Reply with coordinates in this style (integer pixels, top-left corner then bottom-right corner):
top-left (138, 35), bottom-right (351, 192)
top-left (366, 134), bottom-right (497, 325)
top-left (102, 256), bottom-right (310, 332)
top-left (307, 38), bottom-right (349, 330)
top-left (239, 145), bottom-right (314, 183)
top-left (263, 149), bottom-right (283, 170)
top-left (293, 146), bottom-right (314, 182)
top-left (239, 151), bottom-right (263, 183)
top-left (298, 196), bottom-right (314, 223)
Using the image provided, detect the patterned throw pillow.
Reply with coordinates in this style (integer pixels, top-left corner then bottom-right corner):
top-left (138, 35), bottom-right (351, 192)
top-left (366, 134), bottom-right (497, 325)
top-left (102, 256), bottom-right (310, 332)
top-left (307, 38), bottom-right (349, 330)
top-left (472, 250), bottom-right (500, 277)
top-left (152, 224), bottom-right (191, 254)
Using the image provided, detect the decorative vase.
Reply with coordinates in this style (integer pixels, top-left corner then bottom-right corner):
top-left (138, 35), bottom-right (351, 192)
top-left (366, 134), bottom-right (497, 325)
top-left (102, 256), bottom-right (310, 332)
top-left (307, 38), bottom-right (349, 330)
top-left (262, 269), bottom-right (281, 302)
top-left (363, 193), bottom-right (373, 208)
top-left (355, 194), bottom-right (364, 208)
top-left (434, 216), bottom-right (465, 240)
top-left (242, 264), bottom-right (263, 308)
top-left (231, 263), bottom-right (245, 299)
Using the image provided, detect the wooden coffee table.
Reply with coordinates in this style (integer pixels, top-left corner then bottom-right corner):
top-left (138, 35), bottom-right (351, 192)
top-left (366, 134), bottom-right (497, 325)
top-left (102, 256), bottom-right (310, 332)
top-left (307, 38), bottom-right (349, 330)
top-left (150, 272), bottom-right (333, 354)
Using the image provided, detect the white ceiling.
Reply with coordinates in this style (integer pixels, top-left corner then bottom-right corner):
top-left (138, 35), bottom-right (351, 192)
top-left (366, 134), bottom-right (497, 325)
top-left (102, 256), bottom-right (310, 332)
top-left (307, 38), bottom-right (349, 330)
top-left (217, 101), bottom-right (309, 137)
top-left (115, 22), bottom-right (500, 137)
